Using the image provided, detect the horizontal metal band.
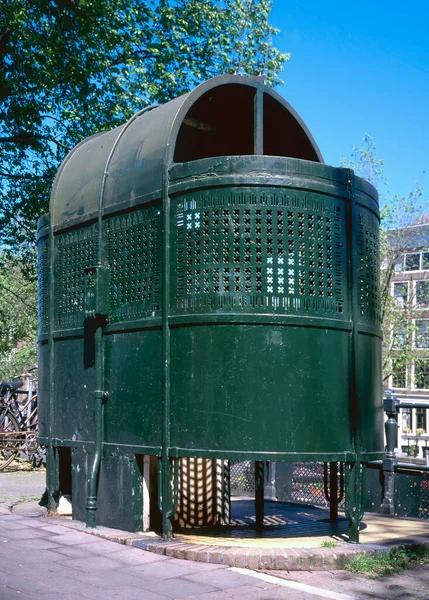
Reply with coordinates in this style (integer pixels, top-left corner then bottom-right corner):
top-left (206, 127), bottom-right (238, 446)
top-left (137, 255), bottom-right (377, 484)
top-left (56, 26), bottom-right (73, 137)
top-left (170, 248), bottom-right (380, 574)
top-left (168, 175), bottom-right (349, 202)
top-left (169, 313), bottom-right (353, 331)
top-left (41, 437), bottom-right (162, 455)
top-left (356, 322), bottom-right (383, 338)
top-left (50, 316), bottom-right (381, 338)
top-left (169, 447), bottom-right (357, 462)
top-left (37, 334), bottom-right (50, 343)
top-left (103, 443), bottom-right (162, 456)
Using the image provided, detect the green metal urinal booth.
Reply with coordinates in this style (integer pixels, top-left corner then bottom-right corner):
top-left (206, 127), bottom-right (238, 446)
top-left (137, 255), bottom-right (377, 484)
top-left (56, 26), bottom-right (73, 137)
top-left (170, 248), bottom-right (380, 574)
top-left (37, 75), bottom-right (384, 541)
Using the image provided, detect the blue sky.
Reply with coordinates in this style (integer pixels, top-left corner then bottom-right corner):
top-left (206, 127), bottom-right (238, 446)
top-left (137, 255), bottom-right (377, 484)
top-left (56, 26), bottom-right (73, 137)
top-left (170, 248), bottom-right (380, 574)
top-left (270, 1), bottom-right (428, 205)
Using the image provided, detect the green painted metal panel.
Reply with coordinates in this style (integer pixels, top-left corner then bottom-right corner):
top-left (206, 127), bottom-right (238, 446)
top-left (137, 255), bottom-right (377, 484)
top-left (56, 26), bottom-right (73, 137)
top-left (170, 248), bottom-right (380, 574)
top-left (97, 452), bottom-right (143, 531)
top-left (53, 338), bottom-right (96, 441)
top-left (36, 340), bottom-right (49, 439)
top-left (356, 333), bottom-right (384, 454)
top-left (104, 331), bottom-right (162, 447)
top-left (170, 325), bottom-right (351, 453)
top-left (71, 447), bottom-right (89, 522)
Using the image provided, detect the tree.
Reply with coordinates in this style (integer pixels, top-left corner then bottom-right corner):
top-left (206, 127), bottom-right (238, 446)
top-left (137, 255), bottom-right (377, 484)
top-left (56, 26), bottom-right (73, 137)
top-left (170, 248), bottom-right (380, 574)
top-left (0, 0), bottom-right (288, 264)
top-left (341, 134), bottom-right (427, 386)
top-left (0, 256), bottom-right (37, 378)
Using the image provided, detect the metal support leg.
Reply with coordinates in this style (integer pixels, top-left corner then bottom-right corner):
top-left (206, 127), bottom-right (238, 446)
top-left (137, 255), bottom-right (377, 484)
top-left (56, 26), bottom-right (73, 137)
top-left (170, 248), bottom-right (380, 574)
top-left (264, 461), bottom-right (277, 501)
top-left (161, 457), bottom-right (173, 540)
top-left (46, 444), bottom-right (58, 511)
top-left (255, 460), bottom-right (264, 532)
top-left (329, 462), bottom-right (339, 523)
top-left (381, 392), bottom-right (399, 515)
top-left (345, 461), bottom-right (365, 543)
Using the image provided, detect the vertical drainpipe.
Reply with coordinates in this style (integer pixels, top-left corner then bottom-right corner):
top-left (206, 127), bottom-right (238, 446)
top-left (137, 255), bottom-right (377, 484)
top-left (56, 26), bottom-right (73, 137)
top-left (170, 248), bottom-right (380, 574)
top-left (85, 104), bottom-right (159, 529)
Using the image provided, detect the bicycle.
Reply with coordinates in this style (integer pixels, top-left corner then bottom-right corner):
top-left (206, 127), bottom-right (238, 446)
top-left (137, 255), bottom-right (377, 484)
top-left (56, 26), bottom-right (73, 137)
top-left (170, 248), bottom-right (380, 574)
top-left (0, 374), bottom-right (44, 470)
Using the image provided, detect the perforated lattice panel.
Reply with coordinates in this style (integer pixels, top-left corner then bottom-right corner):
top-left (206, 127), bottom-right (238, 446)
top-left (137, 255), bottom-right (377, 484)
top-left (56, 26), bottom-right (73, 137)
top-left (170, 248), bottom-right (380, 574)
top-left (357, 210), bottom-right (381, 325)
top-left (106, 208), bottom-right (161, 321)
top-left (37, 235), bottom-right (49, 335)
top-left (172, 189), bottom-right (346, 317)
top-left (289, 462), bottom-right (328, 506)
top-left (419, 475), bottom-right (429, 519)
top-left (55, 225), bottom-right (97, 328)
top-left (230, 460), bottom-right (255, 496)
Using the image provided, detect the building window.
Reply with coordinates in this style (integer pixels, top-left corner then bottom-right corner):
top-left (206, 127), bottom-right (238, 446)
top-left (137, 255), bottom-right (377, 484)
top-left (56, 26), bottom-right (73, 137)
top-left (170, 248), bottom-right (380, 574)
top-left (417, 408), bottom-right (427, 432)
top-left (416, 280), bottom-right (429, 309)
top-left (393, 282), bottom-right (408, 308)
top-left (415, 358), bottom-right (429, 390)
top-left (405, 252), bottom-right (421, 271)
top-left (392, 358), bottom-right (406, 388)
top-left (402, 408), bottom-right (413, 432)
top-left (422, 252), bottom-right (429, 269)
top-left (416, 320), bottom-right (429, 348)
top-left (393, 324), bottom-right (408, 348)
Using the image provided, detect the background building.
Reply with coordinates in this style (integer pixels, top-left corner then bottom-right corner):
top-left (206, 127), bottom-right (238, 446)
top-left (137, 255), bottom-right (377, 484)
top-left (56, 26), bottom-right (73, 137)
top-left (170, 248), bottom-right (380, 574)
top-left (388, 215), bottom-right (429, 458)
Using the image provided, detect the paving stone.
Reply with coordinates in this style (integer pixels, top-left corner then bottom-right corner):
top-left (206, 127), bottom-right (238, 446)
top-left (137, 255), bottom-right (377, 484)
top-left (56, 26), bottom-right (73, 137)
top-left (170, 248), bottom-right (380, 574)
top-left (221, 548), bottom-right (237, 567)
top-left (184, 544), bottom-right (212, 562)
top-left (3, 538), bottom-right (62, 551)
top-left (0, 586), bottom-right (35, 600)
top-left (0, 514), bottom-right (24, 521)
top-left (165, 557), bottom-right (225, 572)
top-left (259, 548), bottom-right (275, 570)
top-left (170, 543), bottom-right (193, 560)
top-left (137, 577), bottom-right (218, 598)
top-left (76, 538), bottom-right (132, 554)
top-left (55, 554), bottom-right (126, 572)
top-left (205, 546), bottom-right (226, 565)
top-left (247, 548), bottom-right (261, 571)
top-left (121, 559), bottom-right (199, 580)
top-left (40, 524), bottom-right (73, 534)
top-left (105, 547), bottom-right (167, 565)
top-left (80, 586), bottom-right (169, 600)
top-left (45, 531), bottom-right (96, 546)
top-left (182, 583), bottom-right (299, 600)
top-left (183, 568), bottom-right (256, 590)
top-left (0, 520), bottom-right (31, 530)
top-left (61, 568), bottom-right (171, 598)
top-left (0, 547), bottom-right (72, 565)
top-left (0, 527), bottom-right (50, 540)
top-left (50, 545), bottom-right (96, 559)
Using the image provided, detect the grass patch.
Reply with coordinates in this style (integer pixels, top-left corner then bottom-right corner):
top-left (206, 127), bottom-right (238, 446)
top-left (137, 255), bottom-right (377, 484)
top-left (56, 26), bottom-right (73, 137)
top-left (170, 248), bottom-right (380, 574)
top-left (18, 496), bottom-right (41, 502)
top-left (320, 539), bottom-right (339, 548)
top-left (345, 545), bottom-right (429, 578)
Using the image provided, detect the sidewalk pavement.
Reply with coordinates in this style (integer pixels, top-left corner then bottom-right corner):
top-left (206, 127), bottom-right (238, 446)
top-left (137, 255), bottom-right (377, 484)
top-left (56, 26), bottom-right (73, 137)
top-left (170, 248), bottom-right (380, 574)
top-left (0, 502), bottom-right (347, 600)
top-left (11, 498), bottom-right (429, 571)
top-left (1, 501), bottom-right (429, 600)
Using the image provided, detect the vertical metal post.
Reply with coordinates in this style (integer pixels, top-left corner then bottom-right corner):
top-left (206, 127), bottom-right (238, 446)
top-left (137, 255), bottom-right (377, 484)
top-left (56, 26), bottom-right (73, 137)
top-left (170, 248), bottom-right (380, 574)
top-left (380, 390), bottom-right (399, 515)
top-left (222, 460), bottom-right (231, 525)
top-left (254, 87), bottom-right (263, 155)
top-left (344, 169), bottom-right (365, 541)
top-left (161, 129), bottom-right (173, 541)
top-left (264, 461), bottom-right (277, 501)
top-left (329, 462), bottom-right (339, 522)
top-left (255, 460), bottom-right (264, 532)
top-left (47, 218), bottom-right (58, 511)
top-left (345, 461), bottom-right (365, 543)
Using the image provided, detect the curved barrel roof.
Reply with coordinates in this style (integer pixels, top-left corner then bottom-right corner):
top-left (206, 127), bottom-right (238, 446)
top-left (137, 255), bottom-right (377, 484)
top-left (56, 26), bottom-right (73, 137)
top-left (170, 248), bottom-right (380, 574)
top-left (50, 75), bottom-right (323, 230)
